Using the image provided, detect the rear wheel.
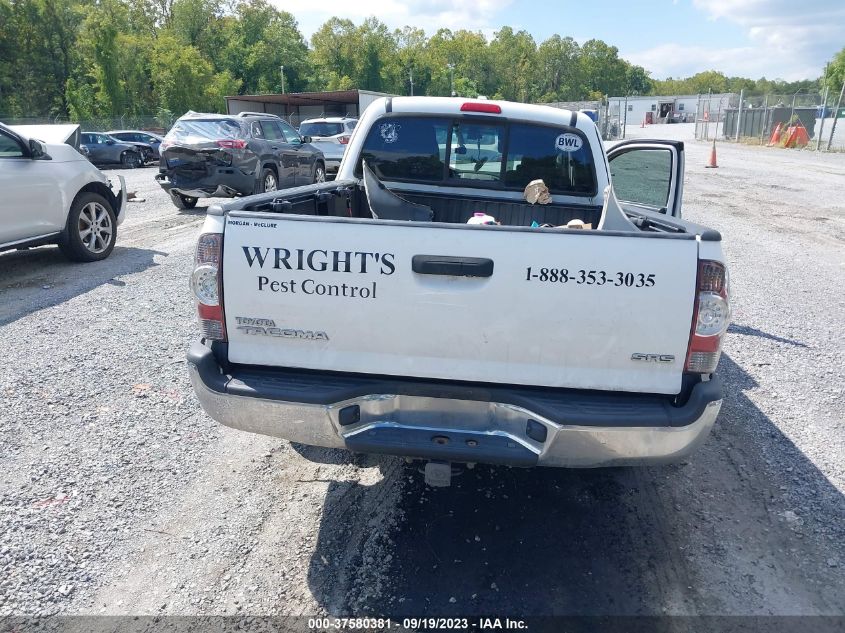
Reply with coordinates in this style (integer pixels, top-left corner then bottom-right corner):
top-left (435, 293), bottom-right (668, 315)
top-left (172, 193), bottom-right (198, 209)
top-left (259, 167), bottom-right (278, 193)
top-left (313, 162), bottom-right (326, 184)
top-left (121, 151), bottom-right (142, 169)
top-left (58, 192), bottom-right (117, 262)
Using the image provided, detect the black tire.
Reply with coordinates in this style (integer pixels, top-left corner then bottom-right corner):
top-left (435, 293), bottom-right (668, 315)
top-left (121, 151), bottom-right (141, 169)
top-left (172, 193), bottom-right (198, 209)
top-left (313, 161), bottom-right (326, 184)
top-left (58, 192), bottom-right (117, 262)
top-left (259, 167), bottom-right (278, 193)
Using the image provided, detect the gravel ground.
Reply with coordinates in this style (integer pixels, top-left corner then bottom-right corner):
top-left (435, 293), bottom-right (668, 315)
top-left (0, 134), bottom-right (843, 621)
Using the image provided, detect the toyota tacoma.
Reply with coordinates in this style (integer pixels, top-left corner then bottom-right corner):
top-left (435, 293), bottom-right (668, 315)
top-left (186, 97), bottom-right (730, 485)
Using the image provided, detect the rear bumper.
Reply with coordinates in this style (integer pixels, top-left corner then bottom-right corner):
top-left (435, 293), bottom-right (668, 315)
top-left (324, 158), bottom-right (342, 173)
top-left (187, 343), bottom-right (723, 468)
top-left (155, 170), bottom-right (253, 198)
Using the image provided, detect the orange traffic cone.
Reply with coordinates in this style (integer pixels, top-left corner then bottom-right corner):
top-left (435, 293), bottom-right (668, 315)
top-left (767, 122), bottom-right (783, 146)
top-left (705, 138), bottom-right (718, 168)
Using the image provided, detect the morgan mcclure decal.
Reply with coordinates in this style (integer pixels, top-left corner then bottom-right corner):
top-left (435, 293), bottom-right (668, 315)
top-left (241, 246), bottom-right (396, 300)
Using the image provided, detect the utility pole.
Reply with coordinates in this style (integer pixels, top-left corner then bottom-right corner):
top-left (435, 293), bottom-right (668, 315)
top-left (280, 66), bottom-right (286, 95)
top-left (735, 88), bottom-right (744, 141)
top-left (827, 81), bottom-right (845, 151)
top-left (409, 67), bottom-right (414, 96)
top-left (448, 63), bottom-right (455, 97)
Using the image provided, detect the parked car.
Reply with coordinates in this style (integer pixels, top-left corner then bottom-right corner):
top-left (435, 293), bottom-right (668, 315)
top-left (298, 116), bottom-right (357, 175)
top-left (187, 97), bottom-right (729, 487)
top-left (107, 129), bottom-right (165, 160)
top-left (80, 132), bottom-right (145, 168)
top-left (155, 111), bottom-right (326, 209)
top-left (0, 122), bottom-right (126, 262)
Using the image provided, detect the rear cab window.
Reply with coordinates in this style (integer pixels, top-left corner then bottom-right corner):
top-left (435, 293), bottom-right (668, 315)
top-left (356, 115), bottom-right (596, 196)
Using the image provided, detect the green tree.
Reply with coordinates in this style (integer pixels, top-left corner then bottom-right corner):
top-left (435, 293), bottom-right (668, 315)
top-left (489, 27), bottom-right (536, 101)
top-left (625, 65), bottom-right (653, 95)
top-left (395, 26), bottom-right (427, 95)
top-left (579, 39), bottom-right (627, 97)
top-left (536, 35), bottom-right (582, 101)
top-left (221, 0), bottom-right (310, 94)
top-left (823, 46), bottom-right (845, 92)
top-left (151, 33), bottom-right (237, 114)
top-left (311, 17), bottom-right (358, 89)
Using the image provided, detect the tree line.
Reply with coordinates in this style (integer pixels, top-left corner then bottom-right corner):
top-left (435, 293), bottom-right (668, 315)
top-left (0, 0), bottom-right (839, 122)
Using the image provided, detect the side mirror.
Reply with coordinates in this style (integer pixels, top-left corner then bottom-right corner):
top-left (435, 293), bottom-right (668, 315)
top-left (106, 139), bottom-right (115, 145)
top-left (299, 135), bottom-right (310, 144)
top-left (29, 139), bottom-right (47, 159)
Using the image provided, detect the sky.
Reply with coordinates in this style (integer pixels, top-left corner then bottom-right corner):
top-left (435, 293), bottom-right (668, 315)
top-left (273, 0), bottom-right (844, 81)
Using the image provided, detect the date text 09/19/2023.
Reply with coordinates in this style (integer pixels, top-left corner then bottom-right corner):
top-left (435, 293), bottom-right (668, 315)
top-left (307, 617), bottom-right (528, 630)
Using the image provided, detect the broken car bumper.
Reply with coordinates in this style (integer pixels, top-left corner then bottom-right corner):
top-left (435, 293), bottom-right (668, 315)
top-left (155, 171), bottom-right (253, 199)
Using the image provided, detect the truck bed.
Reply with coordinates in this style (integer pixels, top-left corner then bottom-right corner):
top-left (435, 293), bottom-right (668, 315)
top-left (236, 179), bottom-right (603, 228)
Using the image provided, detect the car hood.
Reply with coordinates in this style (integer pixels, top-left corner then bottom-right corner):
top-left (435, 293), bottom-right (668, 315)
top-left (8, 123), bottom-right (81, 148)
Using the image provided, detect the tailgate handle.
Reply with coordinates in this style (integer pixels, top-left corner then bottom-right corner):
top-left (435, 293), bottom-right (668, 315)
top-left (412, 255), bottom-right (494, 278)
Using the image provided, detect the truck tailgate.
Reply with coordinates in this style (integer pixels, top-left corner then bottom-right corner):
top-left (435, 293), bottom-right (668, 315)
top-left (221, 213), bottom-right (698, 395)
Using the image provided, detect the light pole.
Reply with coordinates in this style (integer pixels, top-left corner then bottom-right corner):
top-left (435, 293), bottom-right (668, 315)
top-left (447, 63), bottom-right (455, 97)
top-left (409, 67), bottom-right (414, 96)
top-left (280, 65), bottom-right (286, 95)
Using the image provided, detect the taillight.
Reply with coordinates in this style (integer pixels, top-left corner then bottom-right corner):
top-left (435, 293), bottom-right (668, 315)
top-left (191, 233), bottom-right (226, 341)
top-left (685, 260), bottom-right (730, 373)
top-left (216, 139), bottom-right (247, 149)
top-left (338, 135), bottom-right (351, 145)
top-left (460, 102), bottom-right (502, 114)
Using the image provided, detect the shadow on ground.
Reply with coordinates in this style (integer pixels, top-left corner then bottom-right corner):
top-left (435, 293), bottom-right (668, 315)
top-left (0, 245), bottom-right (164, 326)
top-left (305, 353), bottom-right (844, 617)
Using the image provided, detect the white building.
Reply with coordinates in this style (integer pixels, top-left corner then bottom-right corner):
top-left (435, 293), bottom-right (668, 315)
top-left (608, 93), bottom-right (734, 125)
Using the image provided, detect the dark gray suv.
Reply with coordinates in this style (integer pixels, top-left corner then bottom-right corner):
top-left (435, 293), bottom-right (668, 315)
top-left (155, 112), bottom-right (326, 209)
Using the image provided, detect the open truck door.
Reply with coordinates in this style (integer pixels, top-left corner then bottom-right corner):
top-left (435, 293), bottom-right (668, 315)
top-left (607, 140), bottom-right (684, 218)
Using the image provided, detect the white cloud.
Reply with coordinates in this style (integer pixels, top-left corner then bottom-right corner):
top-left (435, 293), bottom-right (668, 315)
top-left (625, 42), bottom-right (823, 81)
top-left (273, 0), bottom-right (513, 40)
top-left (631, 0), bottom-right (845, 79)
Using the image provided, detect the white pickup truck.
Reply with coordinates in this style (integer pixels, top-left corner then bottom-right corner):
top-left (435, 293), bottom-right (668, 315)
top-left (187, 97), bottom-right (729, 482)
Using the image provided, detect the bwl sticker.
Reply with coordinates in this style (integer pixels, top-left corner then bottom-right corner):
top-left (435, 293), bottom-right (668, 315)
top-left (555, 133), bottom-right (582, 152)
top-left (380, 122), bottom-right (400, 144)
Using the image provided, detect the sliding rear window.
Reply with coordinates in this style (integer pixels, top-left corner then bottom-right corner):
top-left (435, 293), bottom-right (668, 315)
top-left (356, 115), bottom-right (596, 196)
top-left (359, 117), bottom-right (449, 182)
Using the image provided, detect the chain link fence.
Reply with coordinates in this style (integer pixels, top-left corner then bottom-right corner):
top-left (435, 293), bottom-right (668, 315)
top-left (695, 89), bottom-right (845, 151)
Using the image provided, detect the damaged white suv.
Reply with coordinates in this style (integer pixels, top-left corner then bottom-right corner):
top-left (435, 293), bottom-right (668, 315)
top-left (0, 122), bottom-right (126, 262)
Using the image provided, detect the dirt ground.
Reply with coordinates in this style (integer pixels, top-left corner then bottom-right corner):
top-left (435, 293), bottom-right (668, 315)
top-left (0, 126), bottom-right (843, 623)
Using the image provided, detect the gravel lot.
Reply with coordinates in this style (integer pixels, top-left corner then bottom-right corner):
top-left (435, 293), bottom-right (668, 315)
top-left (1, 132), bottom-right (843, 621)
